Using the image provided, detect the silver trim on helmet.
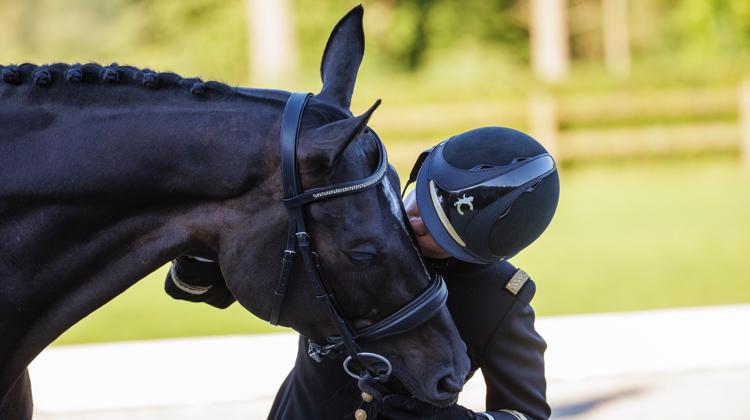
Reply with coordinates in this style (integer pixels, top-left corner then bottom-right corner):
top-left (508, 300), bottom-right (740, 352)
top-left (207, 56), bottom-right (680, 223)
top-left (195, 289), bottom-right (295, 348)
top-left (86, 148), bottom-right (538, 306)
top-left (429, 180), bottom-right (466, 247)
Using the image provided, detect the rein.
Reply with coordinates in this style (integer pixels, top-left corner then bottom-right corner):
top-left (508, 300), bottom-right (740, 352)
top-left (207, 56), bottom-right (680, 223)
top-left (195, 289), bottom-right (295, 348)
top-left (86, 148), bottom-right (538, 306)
top-left (270, 92), bottom-right (448, 382)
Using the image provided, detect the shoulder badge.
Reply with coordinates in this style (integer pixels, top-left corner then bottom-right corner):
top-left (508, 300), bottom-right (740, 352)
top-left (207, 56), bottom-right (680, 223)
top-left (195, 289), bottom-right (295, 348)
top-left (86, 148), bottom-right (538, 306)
top-left (505, 269), bottom-right (530, 295)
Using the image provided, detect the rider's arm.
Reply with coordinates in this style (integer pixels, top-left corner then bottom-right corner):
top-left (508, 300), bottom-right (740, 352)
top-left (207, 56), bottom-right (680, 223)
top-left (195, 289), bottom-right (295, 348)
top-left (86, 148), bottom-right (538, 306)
top-left (165, 256), bottom-right (236, 308)
top-left (433, 260), bottom-right (550, 420)
top-left (477, 280), bottom-right (550, 420)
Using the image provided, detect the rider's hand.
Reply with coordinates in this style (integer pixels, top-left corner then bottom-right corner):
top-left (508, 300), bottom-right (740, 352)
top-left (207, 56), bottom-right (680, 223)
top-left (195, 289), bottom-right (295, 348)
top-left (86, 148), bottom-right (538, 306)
top-left (164, 256), bottom-right (236, 309)
top-left (403, 191), bottom-right (450, 260)
top-left (358, 377), bottom-right (480, 420)
top-left (370, 394), bottom-right (481, 420)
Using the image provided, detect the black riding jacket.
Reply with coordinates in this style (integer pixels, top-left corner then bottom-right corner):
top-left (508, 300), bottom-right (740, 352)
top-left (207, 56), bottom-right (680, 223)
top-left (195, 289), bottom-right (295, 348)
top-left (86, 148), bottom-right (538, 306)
top-left (166, 258), bottom-right (550, 420)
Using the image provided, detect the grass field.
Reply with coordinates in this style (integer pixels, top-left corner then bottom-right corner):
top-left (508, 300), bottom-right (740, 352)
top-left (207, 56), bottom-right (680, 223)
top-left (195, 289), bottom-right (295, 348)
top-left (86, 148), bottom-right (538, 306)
top-left (55, 154), bottom-right (750, 345)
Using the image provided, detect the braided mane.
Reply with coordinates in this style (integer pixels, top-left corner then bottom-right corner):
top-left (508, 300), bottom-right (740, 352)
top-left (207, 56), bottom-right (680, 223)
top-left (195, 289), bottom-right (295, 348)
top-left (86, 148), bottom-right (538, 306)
top-left (0, 62), bottom-right (238, 97)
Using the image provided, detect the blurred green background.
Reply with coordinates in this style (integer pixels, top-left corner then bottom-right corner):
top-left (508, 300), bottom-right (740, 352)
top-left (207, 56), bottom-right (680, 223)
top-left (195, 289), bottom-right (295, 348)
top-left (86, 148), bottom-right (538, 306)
top-left (2, 0), bottom-right (749, 344)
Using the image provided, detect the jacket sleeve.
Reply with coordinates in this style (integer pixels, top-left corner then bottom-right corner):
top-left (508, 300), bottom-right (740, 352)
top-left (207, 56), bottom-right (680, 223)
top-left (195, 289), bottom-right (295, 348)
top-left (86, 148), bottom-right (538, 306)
top-left (480, 281), bottom-right (551, 420)
top-left (164, 256), bottom-right (236, 308)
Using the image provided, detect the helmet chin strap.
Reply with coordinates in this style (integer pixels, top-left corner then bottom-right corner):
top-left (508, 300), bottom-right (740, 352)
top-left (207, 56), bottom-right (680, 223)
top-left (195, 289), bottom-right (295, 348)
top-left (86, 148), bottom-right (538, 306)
top-left (401, 146), bottom-right (434, 197)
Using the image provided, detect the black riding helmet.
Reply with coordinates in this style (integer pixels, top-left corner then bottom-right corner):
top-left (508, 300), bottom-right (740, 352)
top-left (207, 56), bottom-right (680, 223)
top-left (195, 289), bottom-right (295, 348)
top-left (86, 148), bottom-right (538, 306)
top-left (404, 127), bottom-right (560, 264)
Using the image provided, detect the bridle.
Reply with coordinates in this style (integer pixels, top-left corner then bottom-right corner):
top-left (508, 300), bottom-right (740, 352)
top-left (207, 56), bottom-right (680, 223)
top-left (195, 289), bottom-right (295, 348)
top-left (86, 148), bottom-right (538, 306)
top-left (269, 92), bottom-right (449, 382)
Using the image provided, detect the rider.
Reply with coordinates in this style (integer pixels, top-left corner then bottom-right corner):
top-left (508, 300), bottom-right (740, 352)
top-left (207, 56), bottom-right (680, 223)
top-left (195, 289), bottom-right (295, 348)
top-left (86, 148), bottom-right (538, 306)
top-left (166, 126), bottom-right (559, 420)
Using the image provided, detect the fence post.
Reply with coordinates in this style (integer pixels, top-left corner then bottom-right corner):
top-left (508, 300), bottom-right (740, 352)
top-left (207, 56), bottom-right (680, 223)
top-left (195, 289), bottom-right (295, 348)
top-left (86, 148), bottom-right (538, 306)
top-left (741, 79), bottom-right (750, 170)
top-left (602, 0), bottom-right (631, 78)
top-left (530, 0), bottom-right (570, 83)
top-left (528, 91), bottom-right (561, 160)
top-left (245, 0), bottom-right (297, 85)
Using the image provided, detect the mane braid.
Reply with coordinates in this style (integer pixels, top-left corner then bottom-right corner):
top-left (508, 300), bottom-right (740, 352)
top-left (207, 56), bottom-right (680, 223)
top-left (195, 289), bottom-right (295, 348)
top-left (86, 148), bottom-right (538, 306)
top-left (0, 62), bottom-right (239, 98)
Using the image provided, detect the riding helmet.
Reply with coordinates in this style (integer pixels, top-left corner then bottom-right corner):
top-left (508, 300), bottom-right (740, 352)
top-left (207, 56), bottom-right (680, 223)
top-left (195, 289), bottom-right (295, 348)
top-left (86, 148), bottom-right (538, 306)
top-left (407, 127), bottom-right (560, 264)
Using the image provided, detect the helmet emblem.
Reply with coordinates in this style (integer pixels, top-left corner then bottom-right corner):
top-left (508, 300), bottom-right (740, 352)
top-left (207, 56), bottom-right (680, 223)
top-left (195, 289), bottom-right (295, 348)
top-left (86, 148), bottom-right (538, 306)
top-left (454, 194), bottom-right (474, 215)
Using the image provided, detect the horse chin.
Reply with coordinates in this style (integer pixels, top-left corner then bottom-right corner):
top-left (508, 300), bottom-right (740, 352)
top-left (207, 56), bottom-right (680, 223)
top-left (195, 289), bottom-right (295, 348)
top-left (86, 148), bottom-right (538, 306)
top-left (358, 342), bottom-right (469, 408)
top-left (358, 371), bottom-right (461, 408)
top-left (395, 370), bottom-right (463, 408)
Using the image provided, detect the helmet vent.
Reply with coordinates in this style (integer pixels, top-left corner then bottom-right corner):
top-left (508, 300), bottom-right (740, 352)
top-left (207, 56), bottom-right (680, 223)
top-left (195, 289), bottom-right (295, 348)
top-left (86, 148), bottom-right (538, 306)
top-left (525, 179), bottom-right (544, 192)
top-left (470, 164), bottom-right (495, 171)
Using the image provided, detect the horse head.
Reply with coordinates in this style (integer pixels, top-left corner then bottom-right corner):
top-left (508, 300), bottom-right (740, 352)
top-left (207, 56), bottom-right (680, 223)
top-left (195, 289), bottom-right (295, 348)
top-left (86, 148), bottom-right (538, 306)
top-left (217, 6), bottom-right (470, 405)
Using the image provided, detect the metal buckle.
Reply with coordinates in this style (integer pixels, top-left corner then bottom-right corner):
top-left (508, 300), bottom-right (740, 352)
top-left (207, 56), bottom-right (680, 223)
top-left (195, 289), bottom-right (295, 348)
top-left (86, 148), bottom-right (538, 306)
top-left (282, 249), bottom-right (296, 262)
top-left (311, 251), bottom-right (321, 268)
top-left (307, 341), bottom-right (339, 363)
top-left (342, 352), bottom-right (392, 382)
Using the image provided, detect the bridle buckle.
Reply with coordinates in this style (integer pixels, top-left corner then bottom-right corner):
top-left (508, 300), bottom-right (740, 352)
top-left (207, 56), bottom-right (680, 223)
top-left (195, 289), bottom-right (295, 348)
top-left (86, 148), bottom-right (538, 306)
top-left (307, 340), bottom-right (341, 363)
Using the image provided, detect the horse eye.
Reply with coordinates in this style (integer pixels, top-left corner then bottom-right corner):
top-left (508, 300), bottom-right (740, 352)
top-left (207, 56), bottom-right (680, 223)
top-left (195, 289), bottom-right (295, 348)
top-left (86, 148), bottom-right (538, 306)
top-left (343, 250), bottom-right (379, 267)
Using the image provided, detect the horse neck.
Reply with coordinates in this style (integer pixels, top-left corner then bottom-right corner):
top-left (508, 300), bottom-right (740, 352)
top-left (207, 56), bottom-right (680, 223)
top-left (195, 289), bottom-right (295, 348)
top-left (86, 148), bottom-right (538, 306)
top-left (0, 84), bottom-right (283, 393)
top-left (1, 84), bottom-right (282, 199)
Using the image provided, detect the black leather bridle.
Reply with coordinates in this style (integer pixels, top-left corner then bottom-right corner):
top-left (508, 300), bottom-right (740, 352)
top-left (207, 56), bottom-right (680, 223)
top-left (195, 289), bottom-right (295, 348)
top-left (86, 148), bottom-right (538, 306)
top-left (270, 92), bottom-right (449, 381)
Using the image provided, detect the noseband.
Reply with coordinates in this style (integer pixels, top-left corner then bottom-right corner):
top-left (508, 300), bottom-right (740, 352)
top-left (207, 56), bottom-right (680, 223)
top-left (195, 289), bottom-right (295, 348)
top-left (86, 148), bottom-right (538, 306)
top-left (270, 92), bottom-right (448, 382)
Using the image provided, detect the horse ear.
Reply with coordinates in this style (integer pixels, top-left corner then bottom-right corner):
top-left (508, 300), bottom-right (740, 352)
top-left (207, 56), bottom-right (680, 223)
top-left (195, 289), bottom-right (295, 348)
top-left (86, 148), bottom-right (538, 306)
top-left (316, 5), bottom-right (365, 111)
top-left (299, 99), bottom-right (380, 172)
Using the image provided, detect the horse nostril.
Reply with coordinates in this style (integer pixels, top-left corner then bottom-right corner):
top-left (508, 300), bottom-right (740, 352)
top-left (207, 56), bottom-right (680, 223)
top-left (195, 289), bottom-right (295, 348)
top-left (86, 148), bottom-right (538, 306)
top-left (436, 373), bottom-right (464, 395)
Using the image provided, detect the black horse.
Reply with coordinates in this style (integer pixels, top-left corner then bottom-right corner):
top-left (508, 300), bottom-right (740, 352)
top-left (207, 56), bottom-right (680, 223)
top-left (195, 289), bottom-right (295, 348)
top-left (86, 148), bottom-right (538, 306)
top-left (0, 6), bottom-right (470, 419)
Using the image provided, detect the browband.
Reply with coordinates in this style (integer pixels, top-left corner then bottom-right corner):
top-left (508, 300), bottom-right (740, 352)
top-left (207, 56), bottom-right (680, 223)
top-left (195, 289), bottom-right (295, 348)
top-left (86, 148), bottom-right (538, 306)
top-left (280, 93), bottom-right (389, 209)
top-left (283, 139), bottom-right (388, 208)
